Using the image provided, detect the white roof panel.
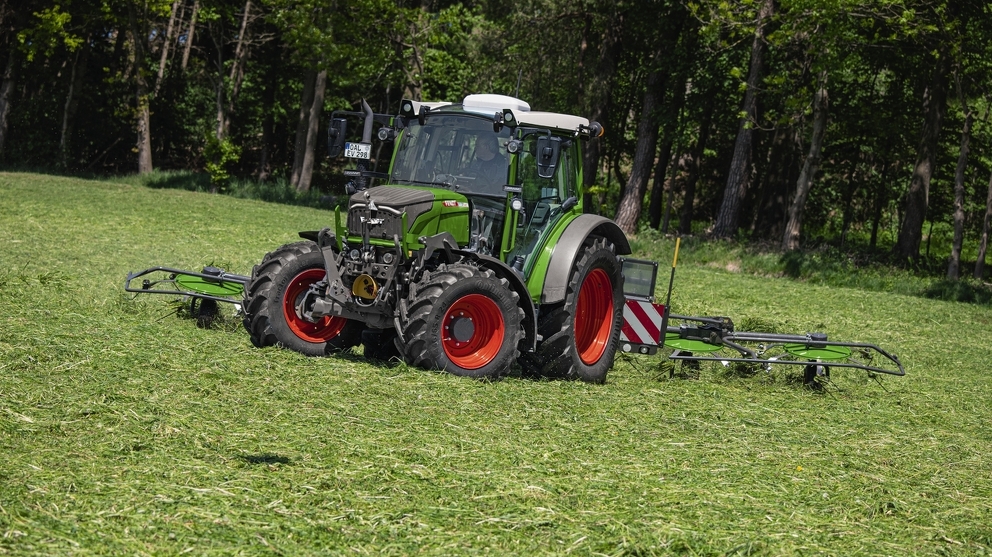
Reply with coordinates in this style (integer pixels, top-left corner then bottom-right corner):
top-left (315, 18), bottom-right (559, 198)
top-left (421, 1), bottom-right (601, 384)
top-left (514, 111), bottom-right (590, 132)
top-left (463, 94), bottom-right (531, 114)
top-left (416, 94), bottom-right (592, 133)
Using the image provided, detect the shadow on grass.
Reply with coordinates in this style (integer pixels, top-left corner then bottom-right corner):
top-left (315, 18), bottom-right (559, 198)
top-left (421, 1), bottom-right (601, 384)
top-left (142, 170), bottom-right (212, 191)
top-left (923, 279), bottom-right (992, 304)
top-left (238, 454), bottom-right (292, 465)
top-left (0, 166), bottom-right (348, 211)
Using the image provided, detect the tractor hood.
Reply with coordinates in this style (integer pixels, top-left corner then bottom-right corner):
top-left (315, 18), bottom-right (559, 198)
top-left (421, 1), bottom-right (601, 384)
top-left (347, 185), bottom-right (471, 245)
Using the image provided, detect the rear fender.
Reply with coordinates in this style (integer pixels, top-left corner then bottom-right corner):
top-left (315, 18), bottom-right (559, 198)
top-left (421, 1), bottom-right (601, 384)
top-left (540, 215), bottom-right (631, 304)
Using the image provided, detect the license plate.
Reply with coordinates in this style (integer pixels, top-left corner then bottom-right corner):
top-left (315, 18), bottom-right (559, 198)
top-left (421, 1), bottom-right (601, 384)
top-left (344, 142), bottom-right (372, 159)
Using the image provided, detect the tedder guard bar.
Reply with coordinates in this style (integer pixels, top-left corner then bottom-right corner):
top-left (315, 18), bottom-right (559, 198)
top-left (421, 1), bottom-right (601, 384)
top-left (618, 244), bottom-right (905, 378)
top-left (125, 266), bottom-right (248, 306)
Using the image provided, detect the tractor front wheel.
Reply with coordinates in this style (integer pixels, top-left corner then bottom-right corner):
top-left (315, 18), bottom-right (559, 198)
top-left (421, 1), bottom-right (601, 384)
top-left (400, 262), bottom-right (523, 379)
top-left (522, 237), bottom-right (624, 383)
top-left (242, 241), bottom-right (361, 356)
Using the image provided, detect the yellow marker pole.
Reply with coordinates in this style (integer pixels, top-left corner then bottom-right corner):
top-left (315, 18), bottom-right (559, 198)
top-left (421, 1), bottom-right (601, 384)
top-left (659, 237), bottom-right (681, 347)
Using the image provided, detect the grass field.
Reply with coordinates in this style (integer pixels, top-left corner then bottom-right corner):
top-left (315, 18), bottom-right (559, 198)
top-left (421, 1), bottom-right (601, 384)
top-left (1, 172), bottom-right (991, 556)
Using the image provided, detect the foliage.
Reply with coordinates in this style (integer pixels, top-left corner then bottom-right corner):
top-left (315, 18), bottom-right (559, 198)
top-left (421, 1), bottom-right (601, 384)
top-left (2, 0), bottom-right (992, 266)
top-left (203, 133), bottom-right (241, 189)
top-left (16, 4), bottom-right (83, 60)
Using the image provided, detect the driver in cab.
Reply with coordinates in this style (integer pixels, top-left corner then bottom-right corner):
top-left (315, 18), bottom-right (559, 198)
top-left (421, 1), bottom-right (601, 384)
top-left (467, 134), bottom-right (506, 192)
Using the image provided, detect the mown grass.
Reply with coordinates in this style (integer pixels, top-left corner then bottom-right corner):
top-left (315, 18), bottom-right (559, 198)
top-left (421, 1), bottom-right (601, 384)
top-left (1, 171), bottom-right (991, 556)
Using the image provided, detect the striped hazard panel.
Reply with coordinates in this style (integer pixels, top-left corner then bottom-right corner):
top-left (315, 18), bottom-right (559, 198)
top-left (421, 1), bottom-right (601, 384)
top-left (620, 300), bottom-right (666, 354)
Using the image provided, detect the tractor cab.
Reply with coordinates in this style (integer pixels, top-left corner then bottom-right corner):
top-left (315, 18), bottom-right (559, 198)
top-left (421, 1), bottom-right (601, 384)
top-left (385, 94), bottom-right (597, 279)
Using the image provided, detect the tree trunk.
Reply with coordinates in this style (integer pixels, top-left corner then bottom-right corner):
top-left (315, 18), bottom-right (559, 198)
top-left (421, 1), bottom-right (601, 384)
top-left (893, 48), bottom-right (950, 261)
top-left (869, 164), bottom-right (890, 250)
top-left (782, 74), bottom-right (828, 251)
top-left (581, 10), bottom-right (622, 213)
top-left (402, 10), bottom-right (425, 101)
top-left (59, 42), bottom-right (90, 167)
top-left (974, 170), bottom-right (992, 279)
top-left (290, 70), bottom-right (317, 187)
top-left (128, 2), bottom-right (154, 174)
top-left (296, 69), bottom-right (326, 193)
top-left (154, 0), bottom-right (181, 96)
top-left (650, 77), bottom-right (688, 231)
top-left (0, 47), bottom-right (17, 158)
top-left (647, 138), bottom-right (672, 229)
top-left (660, 90), bottom-right (689, 234)
top-left (711, 0), bottom-right (774, 238)
top-left (947, 78), bottom-right (973, 280)
top-left (214, 68), bottom-right (226, 139)
top-left (614, 68), bottom-right (663, 235)
top-left (212, 21), bottom-right (227, 140)
top-left (224, 0), bottom-right (252, 134)
top-left (679, 99), bottom-right (713, 235)
top-left (256, 56), bottom-right (277, 181)
top-left (662, 151), bottom-right (686, 234)
top-left (182, 0), bottom-right (199, 71)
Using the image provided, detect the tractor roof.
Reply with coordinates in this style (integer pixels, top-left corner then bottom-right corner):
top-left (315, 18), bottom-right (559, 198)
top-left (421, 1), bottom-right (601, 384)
top-left (400, 94), bottom-right (599, 136)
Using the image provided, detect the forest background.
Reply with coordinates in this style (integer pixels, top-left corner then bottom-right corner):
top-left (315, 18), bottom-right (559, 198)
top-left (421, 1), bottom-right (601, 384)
top-left (2, 0), bottom-right (992, 282)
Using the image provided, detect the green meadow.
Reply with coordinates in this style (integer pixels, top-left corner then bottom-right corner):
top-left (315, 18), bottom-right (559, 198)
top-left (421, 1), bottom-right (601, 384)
top-left (1, 172), bottom-right (990, 555)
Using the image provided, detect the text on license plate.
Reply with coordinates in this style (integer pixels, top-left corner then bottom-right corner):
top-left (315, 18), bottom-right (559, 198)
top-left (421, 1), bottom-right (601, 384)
top-left (344, 142), bottom-right (372, 159)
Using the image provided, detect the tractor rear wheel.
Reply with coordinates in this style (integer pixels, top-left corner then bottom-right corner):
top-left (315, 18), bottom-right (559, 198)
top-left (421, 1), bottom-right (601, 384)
top-left (399, 262), bottom-right (523, 379)
top-left (521, 237), bottom-right (624, 383)
top-left (242, 241), bottom-right (361, 356)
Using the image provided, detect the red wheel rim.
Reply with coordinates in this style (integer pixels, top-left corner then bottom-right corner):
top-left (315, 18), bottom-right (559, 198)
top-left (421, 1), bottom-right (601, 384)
top-left (442, 294), bottom-right (505, 370)
top-left (282, 268), bottom-right (347, 343)
top-left (574, 268), bottom-right (614, 365)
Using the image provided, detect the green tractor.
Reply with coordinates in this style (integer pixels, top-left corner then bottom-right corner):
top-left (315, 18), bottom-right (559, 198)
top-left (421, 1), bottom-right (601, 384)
top-left (241, 94), bottom-right (635, 382)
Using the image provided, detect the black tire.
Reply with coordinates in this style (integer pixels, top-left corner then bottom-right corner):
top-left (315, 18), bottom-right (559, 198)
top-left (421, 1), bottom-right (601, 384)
top-left (520, 237), bottom-right (624, 383)
top-left (242, 241), bottom-right (361, 356)
top-left (399, 262), bottom-right (524, 379)
top-left (362, 328), bottom-right (402, 363)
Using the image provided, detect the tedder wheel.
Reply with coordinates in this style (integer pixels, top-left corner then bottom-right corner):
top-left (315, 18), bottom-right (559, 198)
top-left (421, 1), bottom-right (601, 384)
top-left (190, 297), bottom-right (219, 329)
top-left (242, 241), bottom-right (361, 356)
top-left (520, 236), bottom-right (624, 383)
top-left (803, 364), bottom-right (830, 390)
top-left (399, 262), bottom-right (524, 379)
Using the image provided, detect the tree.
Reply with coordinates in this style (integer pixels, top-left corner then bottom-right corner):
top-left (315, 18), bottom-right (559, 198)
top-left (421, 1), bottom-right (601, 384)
top-left (893, 45), bottom-right (950, 261)
top-left (783, 72), bottom-right (828, 250)
top-left (946, 73), bottom-right (973, 280)
top-left (711, 0), bottom-right (775, 239)
top-left (614, 66), bottom-right (663, 235)
top-left (976, 170), bottom-right (992, 279)
top-left (0, 46), bottom-right (15, 158)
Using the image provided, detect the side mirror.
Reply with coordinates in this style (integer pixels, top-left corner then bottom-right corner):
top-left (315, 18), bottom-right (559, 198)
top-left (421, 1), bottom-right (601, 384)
top-left (536, 136), bottom-right (561, 179)
top-left (327, 118), bottom-right (347, 157)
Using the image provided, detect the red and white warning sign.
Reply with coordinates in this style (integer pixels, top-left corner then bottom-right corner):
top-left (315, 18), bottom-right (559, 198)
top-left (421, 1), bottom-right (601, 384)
top-left (620, 300), bottom-right (665, 346)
